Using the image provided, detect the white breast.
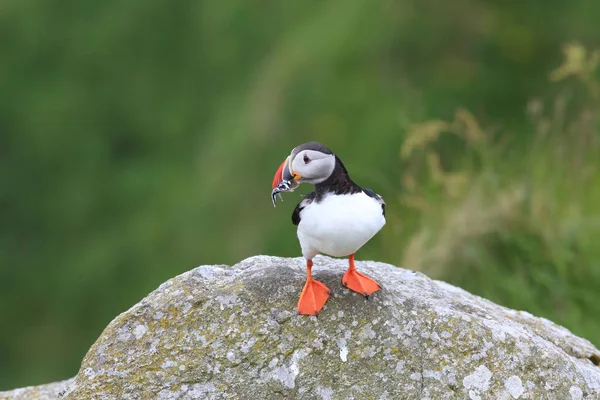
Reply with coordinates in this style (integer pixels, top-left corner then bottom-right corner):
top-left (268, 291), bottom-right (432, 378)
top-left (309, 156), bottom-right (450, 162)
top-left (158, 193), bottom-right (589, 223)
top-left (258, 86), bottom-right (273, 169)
top-left (297, 191), bottom-right (385, 259)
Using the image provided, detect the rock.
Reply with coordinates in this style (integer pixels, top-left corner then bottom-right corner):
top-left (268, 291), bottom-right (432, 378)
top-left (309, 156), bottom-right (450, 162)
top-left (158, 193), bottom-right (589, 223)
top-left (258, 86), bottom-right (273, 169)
top-left (0, 379), bottom-right (74, 400)
top-left (15, 256), bottom-right (600, 399)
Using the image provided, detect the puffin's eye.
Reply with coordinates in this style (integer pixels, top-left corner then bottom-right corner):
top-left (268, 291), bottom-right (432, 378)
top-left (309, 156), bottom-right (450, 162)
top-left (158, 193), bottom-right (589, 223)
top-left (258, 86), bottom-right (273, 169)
top-left (303, 154), bottom-right (311, 164)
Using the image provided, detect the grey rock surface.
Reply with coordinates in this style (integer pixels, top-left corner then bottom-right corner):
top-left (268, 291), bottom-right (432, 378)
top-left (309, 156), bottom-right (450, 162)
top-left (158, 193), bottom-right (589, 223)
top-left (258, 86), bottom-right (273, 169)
top-left (0, 379), bottom-right (74, 400)
top-left (10, 256), bottom-right (600, 399)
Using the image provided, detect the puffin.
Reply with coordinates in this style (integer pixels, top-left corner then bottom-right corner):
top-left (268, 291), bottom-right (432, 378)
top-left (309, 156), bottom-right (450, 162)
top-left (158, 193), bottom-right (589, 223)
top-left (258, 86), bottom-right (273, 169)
top-left (271, 141), bottom-right (386, 316)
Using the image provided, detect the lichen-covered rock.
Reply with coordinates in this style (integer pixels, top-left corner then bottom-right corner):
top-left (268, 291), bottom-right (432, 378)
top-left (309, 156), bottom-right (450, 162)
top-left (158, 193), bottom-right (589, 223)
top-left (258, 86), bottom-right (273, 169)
top-left (53, 255), bottom-right (600, 399)
top-left (0, 379), bottom-right (74, 400)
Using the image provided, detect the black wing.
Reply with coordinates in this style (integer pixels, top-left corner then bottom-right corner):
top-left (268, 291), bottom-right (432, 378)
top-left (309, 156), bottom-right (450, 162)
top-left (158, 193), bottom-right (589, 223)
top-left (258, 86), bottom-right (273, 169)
top-left (292, 192), bottom-right (317, 225)
top-left (362, 188), bottom-right (386, 216)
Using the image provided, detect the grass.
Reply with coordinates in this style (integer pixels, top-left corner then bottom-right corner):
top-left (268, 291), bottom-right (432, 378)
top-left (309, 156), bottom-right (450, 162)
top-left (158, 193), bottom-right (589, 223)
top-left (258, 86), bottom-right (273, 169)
top-left (387, 43), bottom-right (600, 346)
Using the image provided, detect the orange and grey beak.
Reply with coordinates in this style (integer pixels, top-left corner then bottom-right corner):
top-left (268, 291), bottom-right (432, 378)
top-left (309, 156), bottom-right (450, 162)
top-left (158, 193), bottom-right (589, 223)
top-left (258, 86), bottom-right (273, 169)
top-left (271, 156), bottom-right (300, 207)
top-left (272, 156), bottom-right (300, 189)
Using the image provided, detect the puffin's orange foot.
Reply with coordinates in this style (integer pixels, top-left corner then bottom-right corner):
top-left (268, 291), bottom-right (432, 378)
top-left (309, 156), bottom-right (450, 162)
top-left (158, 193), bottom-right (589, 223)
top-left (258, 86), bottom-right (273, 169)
top-left (297, 279), bottom-right (331, 316)
top-left (342, 269), bottom-right (381, 297)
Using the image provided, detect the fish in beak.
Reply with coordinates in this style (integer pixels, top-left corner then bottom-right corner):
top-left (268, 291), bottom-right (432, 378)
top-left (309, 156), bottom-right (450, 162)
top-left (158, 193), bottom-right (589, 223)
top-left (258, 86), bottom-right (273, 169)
top-left (271, 156), bottom-right (300, 207)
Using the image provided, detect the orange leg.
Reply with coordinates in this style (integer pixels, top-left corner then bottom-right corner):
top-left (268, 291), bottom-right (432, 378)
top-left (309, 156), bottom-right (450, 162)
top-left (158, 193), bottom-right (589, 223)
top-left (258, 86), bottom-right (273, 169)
top-left (297, 259), bottom-right (331, 316)
top-left (342, 254), bottom-right (381, 297)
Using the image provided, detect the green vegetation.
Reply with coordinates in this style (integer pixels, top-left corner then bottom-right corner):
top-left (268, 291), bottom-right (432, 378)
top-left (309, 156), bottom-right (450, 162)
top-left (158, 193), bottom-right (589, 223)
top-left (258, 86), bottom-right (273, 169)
top-left (1, 0), bottom-right (599, 390)
top-left (398, 45), bottom-right (600, 345)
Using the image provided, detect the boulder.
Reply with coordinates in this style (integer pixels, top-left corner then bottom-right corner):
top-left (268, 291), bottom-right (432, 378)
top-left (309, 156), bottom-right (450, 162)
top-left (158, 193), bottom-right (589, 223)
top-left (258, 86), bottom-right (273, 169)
top-left (6, 255), bottom-right (600, 399)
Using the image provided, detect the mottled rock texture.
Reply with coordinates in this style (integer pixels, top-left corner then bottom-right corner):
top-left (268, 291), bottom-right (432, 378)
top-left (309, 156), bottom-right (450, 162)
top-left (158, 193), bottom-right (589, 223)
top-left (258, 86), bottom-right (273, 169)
top-left (0, 379), bottom-right (73, 400)
top-left (5, 256), bottom-right (600, 399)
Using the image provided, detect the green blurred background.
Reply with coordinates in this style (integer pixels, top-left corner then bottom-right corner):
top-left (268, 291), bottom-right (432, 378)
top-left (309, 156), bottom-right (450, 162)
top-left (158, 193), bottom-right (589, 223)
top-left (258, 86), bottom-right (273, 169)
top-left (2, 0), bottom-right (600, 390)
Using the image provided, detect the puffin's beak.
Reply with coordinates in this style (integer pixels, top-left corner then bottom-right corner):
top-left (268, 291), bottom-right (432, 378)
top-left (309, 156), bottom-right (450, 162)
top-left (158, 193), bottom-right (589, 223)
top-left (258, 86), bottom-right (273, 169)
top-left (271, 156), bottom-right (301, 207)
top-left (272, 156), bottom-right (300, 189)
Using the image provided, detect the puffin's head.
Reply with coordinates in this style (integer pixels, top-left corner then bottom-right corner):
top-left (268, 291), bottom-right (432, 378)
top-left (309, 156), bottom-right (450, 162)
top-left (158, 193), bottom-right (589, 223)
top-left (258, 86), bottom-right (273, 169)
top-left (272, 142), bottom-right (336, 191)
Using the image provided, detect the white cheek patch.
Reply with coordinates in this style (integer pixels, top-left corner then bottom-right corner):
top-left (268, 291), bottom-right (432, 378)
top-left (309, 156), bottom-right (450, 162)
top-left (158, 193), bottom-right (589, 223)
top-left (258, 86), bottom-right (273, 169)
top-left (291, 156), bottom-right (300, 175)
top-left (291, 153), bottom-right (335, 182)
